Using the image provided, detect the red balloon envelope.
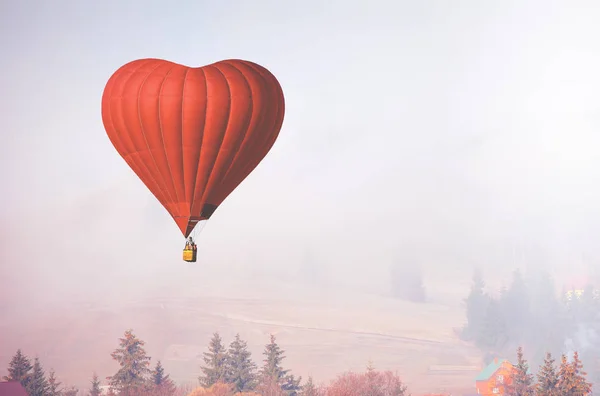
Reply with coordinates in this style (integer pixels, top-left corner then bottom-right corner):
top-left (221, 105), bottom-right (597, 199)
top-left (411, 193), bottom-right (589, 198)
top-left (101, 58), bottom-right (285, 237)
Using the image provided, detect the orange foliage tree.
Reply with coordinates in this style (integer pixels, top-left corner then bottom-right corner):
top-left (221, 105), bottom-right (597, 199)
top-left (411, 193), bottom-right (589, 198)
top-left (186, 382), bottom-right (261, 396)
top-left (324, 364), bottom-right (409, 396)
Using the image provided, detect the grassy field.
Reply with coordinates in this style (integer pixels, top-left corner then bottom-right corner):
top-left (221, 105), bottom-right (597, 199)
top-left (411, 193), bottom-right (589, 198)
top-left (0, 275), bottom-right (483, 394)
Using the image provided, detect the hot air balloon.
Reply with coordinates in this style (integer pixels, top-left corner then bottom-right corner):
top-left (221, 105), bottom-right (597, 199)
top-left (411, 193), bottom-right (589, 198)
top-left (101, 58), bottom-right (285, 262)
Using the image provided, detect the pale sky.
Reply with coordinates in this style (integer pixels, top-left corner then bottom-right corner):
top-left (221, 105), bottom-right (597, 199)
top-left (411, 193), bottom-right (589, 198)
top-left (1, 0), bottom-right (600, 306)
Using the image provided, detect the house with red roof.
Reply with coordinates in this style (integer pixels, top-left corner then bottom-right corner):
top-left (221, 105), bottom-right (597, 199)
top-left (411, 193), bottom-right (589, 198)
top-left (474, 357), bottom-right (513, 395)
top-left (0, 381), bottom-right (28, 396)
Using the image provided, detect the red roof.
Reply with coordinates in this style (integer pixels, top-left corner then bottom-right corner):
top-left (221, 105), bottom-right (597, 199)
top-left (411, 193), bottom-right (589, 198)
top-left (0, 381), bottom-right (28, 396)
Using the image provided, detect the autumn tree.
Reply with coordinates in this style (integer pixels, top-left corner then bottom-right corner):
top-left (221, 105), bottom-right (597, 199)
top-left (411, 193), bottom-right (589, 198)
top-left (556, 352), bottom-right (592, 395)
top-left (199, 332), bottom-right (229, 388)
top-left (150, 360), bottom-right (177, 395)
top-left (536, 352), bottom-right (559, 396)
top-left (225, 333), bottom-right (258, 392)
top-left (89, 372), bottom-right (102, 396)
top-left (259, 334), bottom-right (302, 395)
top-left (325, 368), bottom-right (409, 396)
top-left (108, 329), bottom-right (152, 394)
top-left (27, 357), bottom-right (50, 396)
top-left (48, 368), bottom-right (62, 396)
top-left (3, 349), bottom-right (33, 388)
top-left (505, 347), bottom-right (535, 396)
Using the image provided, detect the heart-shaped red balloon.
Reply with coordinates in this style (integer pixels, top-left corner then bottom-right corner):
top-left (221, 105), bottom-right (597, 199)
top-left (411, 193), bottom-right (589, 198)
top-left (101, 58), bottom-right (285, 237)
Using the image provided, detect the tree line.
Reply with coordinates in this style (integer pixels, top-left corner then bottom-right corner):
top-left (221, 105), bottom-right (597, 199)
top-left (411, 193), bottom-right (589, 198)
top-left (462, 267), bottom-right (600, 385)
top-left (504, 345), bottom-right (592, 395)
top-left (3, 330), bottom-right (410, 396)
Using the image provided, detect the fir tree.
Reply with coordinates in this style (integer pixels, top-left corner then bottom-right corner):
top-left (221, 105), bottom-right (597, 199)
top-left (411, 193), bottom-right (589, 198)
top-left (225, 333), bottom-right (258, 392)
top-left (536, 352), bottom-right (559, 396)
top-left (48, 368), bottom-right (62, 396)
top-left (301, 376), bottom-right (318, 396)
top-left (63, 385), bottom-right (79, 396)
top-left (463, 268), bottom-right (489, 340)
top-left (90, 372), bottom-right (102, 396)
top-left (569, 351), bottom-right (592, 395)
top-left (107, 329), bottom-right (152, 394)
top-left (557, 352), bottom-right (592, 395)
top-left (27, 357), bottom-right (50, 396)
top-left (260, 334), bottom-right (289, 384)
top-left (150, 360), bottom-right (176, 395)
top-left (260, 334), bottom-right (302, 396)
top-left (505, 347), bottom-right (534, 396)
top-left (199, 332), bottom-right (228, 387)
top-left (3, 348), bottom-right (33, 388)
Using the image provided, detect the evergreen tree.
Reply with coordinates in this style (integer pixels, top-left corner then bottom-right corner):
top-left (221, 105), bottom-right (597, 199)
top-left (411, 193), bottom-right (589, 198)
top-left (260, 334), bottom-right (302, 395)
top-left (27, 357), bottom-right (50, 396)
top-left (500, 269), bottom-right (531, 344)
top-left (48, 368), bottom-right (62, 396)
top-left (569, 351), bottom-right (592, 395)
top-left (505, 347), bottom-right (534, 396)
top-left (225, 333), bottom-right (258, 392)
top-left (90, 372), bottom-right (102, 396)
top-left (476, 298), bottom-right (509, 352)
top-left (463, 268), bottom-right (489, 340)
top-left (3, 348), bottom-right (33, 388)
top-left (557, 352), bottom-right (592, 395)
top-left (536, 352), bottom-right (559, 396)
top-left (108, 329), bottom-right (152, 394)
top-left (301, 376), bottom-right (318, 396)
top-left (63, 385), bottom-right (79, 396)
top-left (199, 332), bottom-right (228, 387)
top-left (150, 360), bottom-right (176, 395)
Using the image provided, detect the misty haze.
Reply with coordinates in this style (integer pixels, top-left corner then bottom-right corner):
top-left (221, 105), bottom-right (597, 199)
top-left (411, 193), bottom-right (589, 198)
top-left (1, 1), bottom-right (599, 395)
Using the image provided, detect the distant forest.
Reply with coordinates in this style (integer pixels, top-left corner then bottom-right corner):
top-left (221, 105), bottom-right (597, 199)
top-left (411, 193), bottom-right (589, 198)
top-left (461, 268), bottom-right (600, 384)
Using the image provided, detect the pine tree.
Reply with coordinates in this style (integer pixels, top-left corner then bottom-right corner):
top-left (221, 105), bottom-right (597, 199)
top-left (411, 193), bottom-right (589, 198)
top-left (463, 268), bottom-right (489, 340)
top-left (107, 329), bottom-right (152, 394)
top-left (569, 351), bottom-right (592, 395)
top-left (150, 360), bottom-right (176, 395)
top-left (301, 376), bottom-right (318, 396)
top-left (48, 368), bottom-right (62, 396)
top-left (90, 372), bottom-right (102, 396)
top-left (199, 332), bottom-right (228, 387)
top-left (225, 333), bottom-right (258, 392)
top-left (3, 348), bottom-right (33, 388)
top-left (260, 334), bottom-right (289, 384)
top-left (536, 352), bottom-right (559, 396)
top-left (557, 352), bottom-right (592, 395)
top-left (63, 385), bottom-right (79, 396)
top-left (504, 346), bottom-right (534, 396)
top-left (260, 334), bottom-right (302, 396)
top-left (27, 357), bottom-right (50, 396)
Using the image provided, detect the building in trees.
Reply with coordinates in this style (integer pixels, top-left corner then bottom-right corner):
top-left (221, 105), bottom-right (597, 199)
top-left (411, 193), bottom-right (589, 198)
top-left (474, 358), bottom-right (513, 396)
top-left (0, 381), bottom-right (28, 396)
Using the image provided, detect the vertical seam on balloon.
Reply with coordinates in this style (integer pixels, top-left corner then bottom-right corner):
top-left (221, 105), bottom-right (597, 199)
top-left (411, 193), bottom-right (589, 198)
top-left (180, 67), bottom-right (190, 217)
top-left (220, 61), bottom-right (255, 182)
top-left (137, 63), bottom-right (179, 210)
top-left (189, 67), bottom-right (208, 215)
top-left (110, 61), bottom-right (168, 206)
top-left (157, 65), bottom-right (184, 214)
top-left (226, 61), bottom-right (278, 184)
top-left (246, 61), bottom-right (284, 149)
top-left (197, 65), bottom-right (232, 205)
